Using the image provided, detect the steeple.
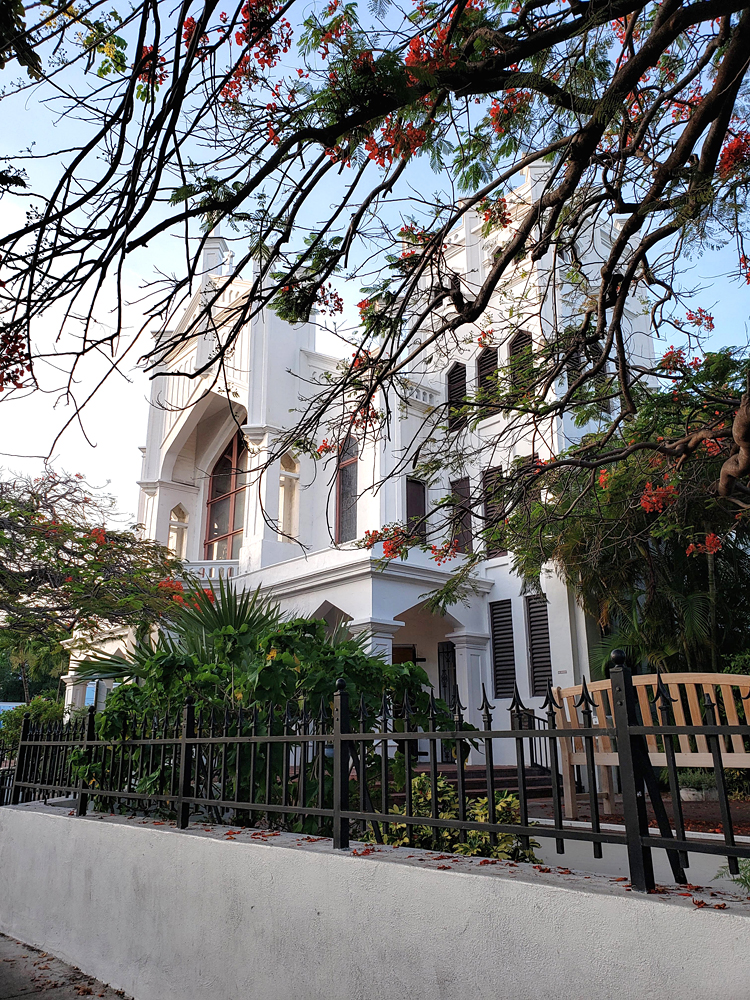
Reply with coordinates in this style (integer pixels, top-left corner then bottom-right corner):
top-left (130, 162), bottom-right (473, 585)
top-left (201, 224), bottom-right (229, 283)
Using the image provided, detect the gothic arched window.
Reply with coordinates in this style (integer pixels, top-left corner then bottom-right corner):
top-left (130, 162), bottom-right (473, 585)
top-left (168, 505), bottom-right (189, 559)
top-left (204, 432), bottom-right (248, 560)
top-left (336, 436), bottom-right (358, 543)
top-left (278, 453), bottom-right (299, 541)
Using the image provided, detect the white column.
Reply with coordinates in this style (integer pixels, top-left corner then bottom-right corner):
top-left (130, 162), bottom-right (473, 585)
top-left (445, 629), bottom-right (491, 761)
top-left (61, 668), bottom-right (87, 717)
top-left (348, 618), bottom-right (405, 662)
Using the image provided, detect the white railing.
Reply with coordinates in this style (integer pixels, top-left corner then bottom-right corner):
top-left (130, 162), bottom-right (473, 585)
top-left (183, 560), bottom-right (240, 581)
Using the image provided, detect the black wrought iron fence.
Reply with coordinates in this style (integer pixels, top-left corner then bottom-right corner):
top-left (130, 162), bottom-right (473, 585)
top-left (0, 740), bottom-right (17, 806)
top-left (8, 659), bottom-right (750, 893)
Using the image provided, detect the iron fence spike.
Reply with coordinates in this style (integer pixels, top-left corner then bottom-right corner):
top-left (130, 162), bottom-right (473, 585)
top-left (509, 682), bottom-right (527, 715)
top-left (541, 680), bottom-right (562, 712)
top-left (479, 682), bottom-right (495, 717)
top-left (574, 675), bottom-right (597, 711)
top-left (653, 668), bottom-right (676, 709)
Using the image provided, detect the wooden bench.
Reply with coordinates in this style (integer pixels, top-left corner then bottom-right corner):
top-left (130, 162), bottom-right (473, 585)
top-left (554, 673), bottom-right (750, 819)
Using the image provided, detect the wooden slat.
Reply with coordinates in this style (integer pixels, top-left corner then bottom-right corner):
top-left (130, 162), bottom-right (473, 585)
top-left (591, 687), bottom-right (613, 754)
top-left (666, 682), bottom-right (692, 755)
top-left (685, 682), bottom-right (709, 754)
top-left (635, 682), bottom-right (659, 753)
top-left (561, 673), bottom-right (750, 768)
top-left (719, 684), bottom-right (745, 754)
top-left (564, 693), bottom-right (583, 754)
top-left (702, 683), bottom-right (727, 754)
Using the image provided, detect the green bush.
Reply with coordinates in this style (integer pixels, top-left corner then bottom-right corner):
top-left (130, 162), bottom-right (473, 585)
top-left (723, 652), bottom-right (750, 675)
top-left (0, 697), bottom-right (63, 745)
top-left (679, 768), bottom-right (716, 791)
top-left (364, 774), bottom-right (540, 862)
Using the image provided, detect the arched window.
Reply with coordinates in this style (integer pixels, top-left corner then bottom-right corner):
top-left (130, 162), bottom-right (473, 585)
top-left (278, 453), bottom-right (299, 541)
top-left (168, 505), bottom-right (189, 559)
top-left (204, 432), bottom-right (248, 560)
top-left (336, 436), bottom-right (358, 543)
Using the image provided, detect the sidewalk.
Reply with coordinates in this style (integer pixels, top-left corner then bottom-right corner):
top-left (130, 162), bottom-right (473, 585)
top-left (0, 935), bottom-right (133, 999)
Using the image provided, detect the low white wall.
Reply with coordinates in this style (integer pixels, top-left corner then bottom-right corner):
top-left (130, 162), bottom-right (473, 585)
top-left (1, 805), bottom-right (749, 1000)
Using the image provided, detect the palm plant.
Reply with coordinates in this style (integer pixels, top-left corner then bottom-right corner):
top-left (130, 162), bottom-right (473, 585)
top-left (76, 579), bottom-right (284, 698)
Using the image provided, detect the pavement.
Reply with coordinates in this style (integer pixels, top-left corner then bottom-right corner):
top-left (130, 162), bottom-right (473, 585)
top-left (0, 935), bottom-right (133, 1000)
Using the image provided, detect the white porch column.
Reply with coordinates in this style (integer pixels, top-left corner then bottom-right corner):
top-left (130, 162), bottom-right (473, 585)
top-left (348, 618), bottom-right (405, 662)
top-left (444, 630), bottom-right (491, 757)
top-left (61, 668), bottom-right (87, 717)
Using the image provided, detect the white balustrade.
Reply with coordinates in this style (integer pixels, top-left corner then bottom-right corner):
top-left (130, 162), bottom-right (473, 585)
top-left (182, 560), bottom-right (239, 581)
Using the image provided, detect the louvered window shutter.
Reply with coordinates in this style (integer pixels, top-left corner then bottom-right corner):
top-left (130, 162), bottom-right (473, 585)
top-left (490, 600), bottom-right (516, 698)
top-left (477, 347), bottom-right (498, 416)
top-left (526, 595), bottom-right (553, 696)
top-left (589, 341), bottom-right (611, 413)
top-left (447, 363), bottom-right (467, 431)
top-left (406, 478), bottom-right (427, 542)
top-left (482, 466), bottom-right (507, 557)
top-left (509, 331), bottom-right (533, 390)
top-left (450, 477), bottom-right (472, 553)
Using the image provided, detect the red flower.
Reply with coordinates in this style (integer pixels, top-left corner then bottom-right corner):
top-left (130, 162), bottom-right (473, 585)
top-left (718, 132), bottom-right (750, 178)
top-left (640, 476), bottom-right (677, 513)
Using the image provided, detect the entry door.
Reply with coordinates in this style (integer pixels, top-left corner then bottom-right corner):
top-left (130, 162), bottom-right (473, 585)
top-left (438, 641), bottom-right (457, 763)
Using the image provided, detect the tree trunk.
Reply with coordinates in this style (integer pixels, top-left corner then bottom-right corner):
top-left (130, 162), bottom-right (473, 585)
top-left (20, 660), bottom-right (31, 705)
top-left (706, 530), bottom-right (719, 673)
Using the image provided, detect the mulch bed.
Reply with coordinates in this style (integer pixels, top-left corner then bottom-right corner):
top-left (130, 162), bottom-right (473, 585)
top-left (528, 795), bottom-right (750, 836)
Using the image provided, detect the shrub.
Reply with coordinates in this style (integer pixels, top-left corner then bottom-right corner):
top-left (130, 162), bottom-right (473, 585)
top-left (0, 697), bottom-right (63, 746)
top-left (679, 768), bottom-right (716, 791)
top-left (364, 774), bottom-right (539, 862)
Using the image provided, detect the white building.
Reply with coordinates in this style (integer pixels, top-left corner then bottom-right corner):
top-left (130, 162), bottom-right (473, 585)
top-left (69, 168), bottom-right (653, 760)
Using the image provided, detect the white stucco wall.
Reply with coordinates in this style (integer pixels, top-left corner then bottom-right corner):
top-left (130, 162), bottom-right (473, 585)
top-left (1, 805), bottom-right (749, 1000)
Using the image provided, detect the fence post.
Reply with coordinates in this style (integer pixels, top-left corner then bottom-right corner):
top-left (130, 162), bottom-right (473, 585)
top-left (176, 697), bottom-right (195, 830)
top-left (76, 706), bottom-right (96, 817)
top-left (610, 655), bottom-right (655, 892)
top-left (10, 713), bottom-right (30, 806)
top-left (332, 679), bottom-right (350, 850)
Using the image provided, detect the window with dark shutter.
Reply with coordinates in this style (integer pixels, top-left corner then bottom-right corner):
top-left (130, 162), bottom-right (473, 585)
top-left (477, 347), bottom-right (498, 417)
top-left (447, 363), bottom-right (467, 431)
top-left (482, 466), bottom-right (507, 557)
top-left (336, 436), bottom-right (358, 543)
top-left (526, 595), bottom-right (553, 696)
top-left (490, 600), bottom-right (516, 698)
top-left (450, 477), bottom-right (472, 553)
top-left (509, 331), bottom-right (533, 391)
top-left (406, 478), bottom-right (427, 542)
top-left (589, 340), bottom-right (611, 413)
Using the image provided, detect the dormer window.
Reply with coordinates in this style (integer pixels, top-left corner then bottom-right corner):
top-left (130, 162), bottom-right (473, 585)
top-left (205, 431), bottom-right (248, 560)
